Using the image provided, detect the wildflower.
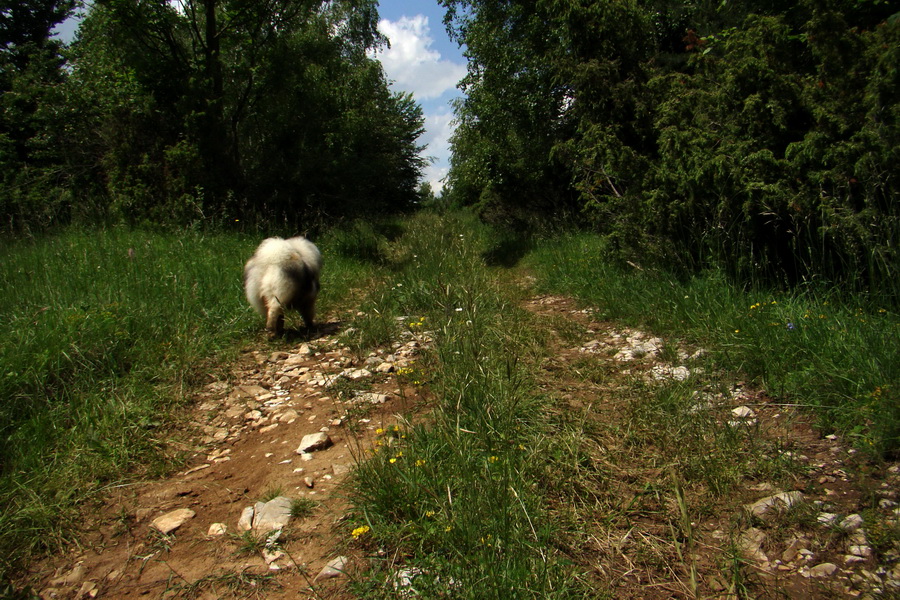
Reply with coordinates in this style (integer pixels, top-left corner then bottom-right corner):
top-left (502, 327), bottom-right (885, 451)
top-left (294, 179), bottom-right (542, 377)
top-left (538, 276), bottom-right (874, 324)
top-left (389, 458), bottom-right (397, 464)
top-left (734, 329), bottom-right (740, 333)
top-left (352, 525), bottom-right (370, 538)
top-left (488, 456), bottom-right (499, 463)
top-left (425, 510), bottom-right (435, 518)
top-left (375, 428), bottom-right (384, 435)
top-left (786, 322), bottom-right (795, 331)
top-left (415, 459), bottom-right (426, 467)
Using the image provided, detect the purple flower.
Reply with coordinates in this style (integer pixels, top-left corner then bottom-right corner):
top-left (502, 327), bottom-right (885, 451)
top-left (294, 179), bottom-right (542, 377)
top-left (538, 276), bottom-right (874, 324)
top-left (786, 322), bottom-right (795, 331)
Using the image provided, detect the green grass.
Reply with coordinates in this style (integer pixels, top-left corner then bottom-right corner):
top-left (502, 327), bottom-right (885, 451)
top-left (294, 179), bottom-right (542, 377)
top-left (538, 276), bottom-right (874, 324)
top-left (525, 232), bottom-right (900, 457)
top-left (3, 210), bottom-right (897, 597)
top-left (0, 225), bottom-right (380, 578)
top-left (346, 212), bottom-right (591, 598)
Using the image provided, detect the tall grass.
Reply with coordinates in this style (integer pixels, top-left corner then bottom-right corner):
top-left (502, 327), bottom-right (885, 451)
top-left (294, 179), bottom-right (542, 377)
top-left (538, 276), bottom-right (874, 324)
top-left (0, 226), bottom-right (376, 574)
top-left (525, 232), bottom-right (900, 457)
top-left (347, 212), bottom-right (590, 598)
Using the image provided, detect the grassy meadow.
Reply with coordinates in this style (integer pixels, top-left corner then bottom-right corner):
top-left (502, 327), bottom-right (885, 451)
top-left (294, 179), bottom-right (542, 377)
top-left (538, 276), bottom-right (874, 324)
top-left (0, 211), bottom-right (897, 595)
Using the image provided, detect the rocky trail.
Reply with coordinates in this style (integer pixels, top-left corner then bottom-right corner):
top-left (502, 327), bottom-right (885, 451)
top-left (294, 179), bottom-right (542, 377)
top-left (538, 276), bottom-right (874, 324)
top-left (25, 294), bottom-right (900, 599)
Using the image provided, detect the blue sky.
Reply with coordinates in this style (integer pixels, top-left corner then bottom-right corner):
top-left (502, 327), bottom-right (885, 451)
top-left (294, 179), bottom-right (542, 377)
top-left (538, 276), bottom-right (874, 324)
top-left (55, 1), bottom-right (467, 194)
top-left (373, 0), bottom-right (467, 194)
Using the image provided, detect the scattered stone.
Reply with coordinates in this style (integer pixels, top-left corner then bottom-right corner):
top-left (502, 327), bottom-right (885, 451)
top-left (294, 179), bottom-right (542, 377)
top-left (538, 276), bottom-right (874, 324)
top-left (237, 506), bottom-right (255, 531)
top-left (296, 432), bottom-right (333, 454)
top-left (304, 477), bottom-right (315, 488)
top-left (745, 491), bottom-right (804, 519)
top-left (839, 514), bottom-right (864, 532)
top-left (151, 508), bottom-right (196, 534)
top-left (332, 463), bottom-right (351, 476)
top-left (782, 537), bottom-right (808, 562)
top-left (277, 409), bottom-right (299, 423)
top-left (738, 527), bottom-right (768, 563)
top-left (649, 365), bottom-right (691, 381)
top-left (806, 562), bottom-right (839, 578)
top-left (49, 565), bottom-right (85, 587)
top-left (252, 496), bottom-right (293, 532)
top-left (393, 567), bottom-right (423, 596)
top-left (183, 464), bottom-right (211, 476)
top-left (207, 523), bottom-right (227, 537)
top-left (315, 556), bottom-right (349, 581)
top-left (732, 406), bottom-right (756, 419)
top-left (262, 547), bottom-right (285, 565)
top-left (354, 392), bottom-right (389, 405)
top-left (342, 368), bottom-right (372, 380)
top-left (817, 512), bottom-right (839, 526)
top-left (76, 581), bottom-right (98, 599)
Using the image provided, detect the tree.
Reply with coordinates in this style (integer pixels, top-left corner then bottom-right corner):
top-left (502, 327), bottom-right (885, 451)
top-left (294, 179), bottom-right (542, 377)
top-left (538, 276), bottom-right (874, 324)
top-left (60, 0), bottom-right (425, 226)
top-left (0, 0), bottom-right (75, 229)
top-left (440, 0), bottom-right (899, 294)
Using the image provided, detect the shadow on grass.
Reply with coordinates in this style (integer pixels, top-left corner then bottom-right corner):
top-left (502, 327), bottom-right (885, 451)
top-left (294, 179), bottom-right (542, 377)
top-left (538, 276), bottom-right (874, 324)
top-left (482, 232), bottom-right (533, 268)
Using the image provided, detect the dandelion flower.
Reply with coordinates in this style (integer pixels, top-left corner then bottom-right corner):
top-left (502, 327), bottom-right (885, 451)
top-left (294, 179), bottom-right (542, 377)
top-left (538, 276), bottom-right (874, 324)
top-left (352, 525), bottom-right (370, 538)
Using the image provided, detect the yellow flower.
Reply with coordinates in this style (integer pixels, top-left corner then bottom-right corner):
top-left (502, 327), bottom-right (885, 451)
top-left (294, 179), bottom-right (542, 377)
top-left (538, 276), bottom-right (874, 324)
top-left (415, 459), bottom-right (426, 467)
top-left (389, 458), bottom-right (397, 464)
top-left (375, 428), bottom-right (384, 435)
top-left (488, 455), bottom-right (499, 463)
top-left (734, 329), bottom-right (740, 333)
top-left (352, 525), bottom-right (370, 538)
top-left (425, 510), bottom-right (435, 518)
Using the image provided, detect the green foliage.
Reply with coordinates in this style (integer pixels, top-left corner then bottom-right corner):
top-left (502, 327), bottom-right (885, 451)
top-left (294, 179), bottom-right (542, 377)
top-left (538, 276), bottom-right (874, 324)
top-left (0, 0), bottom-right (76, 232)
top-left (443, 0), bottom-right (900, 298)
top-left (1, 0), bottom-right (427, 231)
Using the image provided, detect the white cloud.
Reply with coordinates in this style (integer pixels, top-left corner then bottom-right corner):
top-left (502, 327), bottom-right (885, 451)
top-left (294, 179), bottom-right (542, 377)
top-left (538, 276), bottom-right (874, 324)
top-left (422, 111), bottom-right (456, 165)
top-left (423, 164), bottom-right (449, 196)
top-left (374, 15), bottom-right (466, 101)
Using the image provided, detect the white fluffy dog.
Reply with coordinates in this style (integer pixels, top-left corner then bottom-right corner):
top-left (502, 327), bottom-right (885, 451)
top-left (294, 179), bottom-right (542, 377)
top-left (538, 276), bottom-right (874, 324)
top-left (243, 236), bottom-right (322, 336)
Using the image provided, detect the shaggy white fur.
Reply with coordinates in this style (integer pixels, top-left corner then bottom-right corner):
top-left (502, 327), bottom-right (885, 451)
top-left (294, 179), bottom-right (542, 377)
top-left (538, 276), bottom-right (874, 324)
top-left (243, 236), bottom-right (322, 335)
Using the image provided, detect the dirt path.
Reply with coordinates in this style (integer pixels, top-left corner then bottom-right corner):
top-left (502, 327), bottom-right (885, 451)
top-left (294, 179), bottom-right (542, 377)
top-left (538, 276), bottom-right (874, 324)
top-left (26, 294), bottom-right (900, 599)
top-left (29, 315), bottom-right (430, 600)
